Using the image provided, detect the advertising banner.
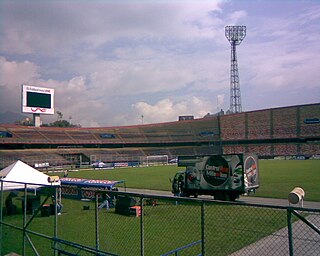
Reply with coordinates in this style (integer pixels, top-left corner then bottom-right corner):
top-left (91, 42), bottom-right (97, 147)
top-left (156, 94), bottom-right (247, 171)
top-left (179, 154), bottom-right (259, 191)
top-left (60, 178), bottom-right (125, 200)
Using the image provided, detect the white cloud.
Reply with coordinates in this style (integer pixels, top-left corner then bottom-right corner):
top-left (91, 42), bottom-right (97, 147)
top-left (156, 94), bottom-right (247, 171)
top-left (0, 57), bottom-right (39, 86)
top-left (217, 94), bottom-right (225, 108)
top-left (0, 57), bottom-right (41, 114)
top-left (131, 96), bottom-right (214, 124)
top-left (1, 1), bottom-right (319, 127)
top-left (226, 10), bottom-right (247, 25)
top-left (0, 1), bottom-right (225, 56)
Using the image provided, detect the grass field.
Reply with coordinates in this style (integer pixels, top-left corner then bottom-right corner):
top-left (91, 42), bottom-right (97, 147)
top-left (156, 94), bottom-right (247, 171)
top-left (3, 193), bottom-right (290, 256)
top-left (67, 160), bottom-right (320, 202)
top-left (2, 159), bottom-right (319, 255)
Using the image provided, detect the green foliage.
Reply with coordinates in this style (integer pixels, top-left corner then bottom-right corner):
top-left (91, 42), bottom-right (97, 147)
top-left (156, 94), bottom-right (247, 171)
top-left (42, 119), bottom-right (80, 127)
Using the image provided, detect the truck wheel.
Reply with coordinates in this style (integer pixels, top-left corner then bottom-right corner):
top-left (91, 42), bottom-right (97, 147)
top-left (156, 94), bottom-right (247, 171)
top-left (229, 193), bottom-right (238, 201)
top-left (214, 192), bottom-right (225, 201)
top-left (215, 192), bottom-right (236, 201)
top-left (224, 192), bottom-right (238, 201)
top-left (224, 193), bottom-right (230, 201)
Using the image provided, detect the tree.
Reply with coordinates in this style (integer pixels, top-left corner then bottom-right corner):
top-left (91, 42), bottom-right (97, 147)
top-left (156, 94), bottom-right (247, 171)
top-left (56, 111), bottom-right (63, 120)
top-left (42, 119), bottom-right (81, 128)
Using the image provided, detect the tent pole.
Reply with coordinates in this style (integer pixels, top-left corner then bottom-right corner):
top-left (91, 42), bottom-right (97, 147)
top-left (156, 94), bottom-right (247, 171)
top-left (23, 184), bottom-right (27, 256)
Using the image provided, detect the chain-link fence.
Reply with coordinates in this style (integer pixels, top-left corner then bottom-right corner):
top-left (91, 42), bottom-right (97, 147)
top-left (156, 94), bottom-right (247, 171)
top-left (1, 185), bottom-right (320, 255)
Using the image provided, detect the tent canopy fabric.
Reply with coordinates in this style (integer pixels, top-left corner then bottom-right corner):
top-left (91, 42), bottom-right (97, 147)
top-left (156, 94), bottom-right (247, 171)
top-left (0, 160), bottom-right (60, 191)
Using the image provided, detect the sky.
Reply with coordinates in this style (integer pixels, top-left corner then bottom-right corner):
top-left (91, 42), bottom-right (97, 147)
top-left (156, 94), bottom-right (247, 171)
top-left (0, 0), bottom-right (319, 127)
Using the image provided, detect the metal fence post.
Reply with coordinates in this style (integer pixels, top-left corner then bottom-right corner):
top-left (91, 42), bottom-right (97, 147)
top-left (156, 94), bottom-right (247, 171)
top-left (95, 193), bottom-right (100, 252)
top-left (23, 184), bottom-right (27, 256)
top-left (287, 208), bottom-right (294, 256)
top-left (54, 188), bottom-right (58, 256)
top-left (201, 201), bottom-right (205, 256)
top-left (140, 196), bottom-right (144, 256)
top-left (0, 181), bottom-right (3, 256)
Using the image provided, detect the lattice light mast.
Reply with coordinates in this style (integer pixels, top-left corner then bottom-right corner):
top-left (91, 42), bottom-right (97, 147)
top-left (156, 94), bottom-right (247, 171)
top-left (225, 25), bottom-right (246, 113)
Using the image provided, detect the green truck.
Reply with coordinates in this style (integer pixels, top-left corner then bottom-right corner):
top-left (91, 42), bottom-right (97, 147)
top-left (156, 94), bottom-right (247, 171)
top-left (171, 154), bottom-right (259, 201)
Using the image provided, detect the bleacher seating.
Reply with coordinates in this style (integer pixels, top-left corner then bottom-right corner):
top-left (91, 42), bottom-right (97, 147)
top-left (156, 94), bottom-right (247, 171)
top-left (300, 143), bottom-right (320, 156)
top-left (220, 113), bottom-right (246, 140)
top-left (273, 144), bottom-right (298, 156)
top-left (247, 144), bottom-right (272, 157)
top-left (65, 130), bottom-right (99, 143)
top-left (0, 103), bottom-right (319, 163)
top-left (272, 107), bottom-right (297, 138)
top-left (0, 149), bottom-right (72, 169)
top-left (299, 104), bottom-right (320, 138)
top-left (222, 145), bottom-right (246, 154)
top-left (247, 110), bottom-right (271, 139)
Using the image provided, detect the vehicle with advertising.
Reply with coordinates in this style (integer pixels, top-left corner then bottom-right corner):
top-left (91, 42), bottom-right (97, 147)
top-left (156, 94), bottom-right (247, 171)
top-left (171, 154), bottom-right (259, 201)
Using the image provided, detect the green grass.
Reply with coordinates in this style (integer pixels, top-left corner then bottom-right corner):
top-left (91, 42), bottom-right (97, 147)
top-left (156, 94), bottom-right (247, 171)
top-left (255, 160), bottom-right (320, 201)
top-left (2, 197), bottom-right (290, 256)
top-left (69, 165), bottom-right (184, 191)
top-left (2, 160), bottom-right (319, 255)
top-left (68, 160), bottom-right (320, 202)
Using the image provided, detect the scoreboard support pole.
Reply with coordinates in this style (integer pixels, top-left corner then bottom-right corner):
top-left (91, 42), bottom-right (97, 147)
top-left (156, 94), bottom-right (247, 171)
top-left (33, 113), bottom-right (41, 127)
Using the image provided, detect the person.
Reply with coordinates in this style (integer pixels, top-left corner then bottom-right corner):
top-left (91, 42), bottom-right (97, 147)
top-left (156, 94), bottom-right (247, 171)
top-left (52, 196), bottom-right (63, 215)
top-left (99, 193), bottom-right (112, 211)
top-left (5, 192), bottom-right (17, 215)
top-left (178, 174), bottom-right (184, 197)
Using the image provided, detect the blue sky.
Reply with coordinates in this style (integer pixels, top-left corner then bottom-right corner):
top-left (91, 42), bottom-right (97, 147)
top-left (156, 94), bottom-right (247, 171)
top-left (0, 0), bottom-right (319, 127)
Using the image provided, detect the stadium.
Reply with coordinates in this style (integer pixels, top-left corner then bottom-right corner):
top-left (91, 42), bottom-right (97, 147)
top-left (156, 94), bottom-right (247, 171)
top-left (0, 103), bottom-right (320, 255)
top-left (0, 21), bottom-right (319, 256)
top-left (0, 102), bottom-right (319, 169)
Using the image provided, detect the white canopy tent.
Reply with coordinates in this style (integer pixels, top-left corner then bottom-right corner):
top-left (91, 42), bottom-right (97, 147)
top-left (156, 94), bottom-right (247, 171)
top-left (0, 160), bottom-right (60, 191)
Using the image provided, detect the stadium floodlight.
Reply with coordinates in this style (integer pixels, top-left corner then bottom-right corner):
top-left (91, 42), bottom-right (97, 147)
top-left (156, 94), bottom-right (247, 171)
top-left (225, 26), bottom-right (246, 46)
top-left (225, 25), bottom-right (246, 113)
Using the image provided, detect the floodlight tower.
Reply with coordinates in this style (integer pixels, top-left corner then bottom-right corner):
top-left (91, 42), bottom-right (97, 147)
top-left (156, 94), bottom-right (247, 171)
top-left (225, 25), bottom-right (246, 113)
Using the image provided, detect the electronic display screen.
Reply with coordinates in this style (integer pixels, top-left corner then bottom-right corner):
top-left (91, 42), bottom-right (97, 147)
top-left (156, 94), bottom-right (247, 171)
top-left (22, 84), bottom-right (54, 115)
top-left (26, 92), bottom-right (52, 108)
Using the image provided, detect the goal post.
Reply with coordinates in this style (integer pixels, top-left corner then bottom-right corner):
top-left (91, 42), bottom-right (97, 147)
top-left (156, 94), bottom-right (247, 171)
top-left (141, 155), bottom-right (169, 166)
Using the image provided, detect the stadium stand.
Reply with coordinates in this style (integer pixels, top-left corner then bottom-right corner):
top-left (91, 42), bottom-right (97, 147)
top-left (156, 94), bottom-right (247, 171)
top-left (299, 104), bottom-right (320, 138)
top-left (300, 143), bottom-right (320, 156)
top-left (273, 144), bottom-right (298, 156)
top-left (222, 145), bottom-right (246, 154)
top-left (0, 149), bottom-right (72, 169)
top-left (220, 113), bottom-right (246, 140)
top-left (0, 103), bottom-right (319, 166)
top-left (247, 144), bottom-right (273, 157)
top-left (272, 107), bottom-right (297, 139)
top-left (247, 109), bottom-right (271, 140)
top-left (111, 126), bottom-right (146, 144)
